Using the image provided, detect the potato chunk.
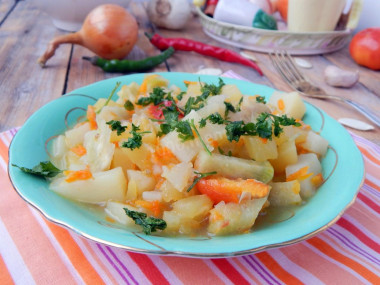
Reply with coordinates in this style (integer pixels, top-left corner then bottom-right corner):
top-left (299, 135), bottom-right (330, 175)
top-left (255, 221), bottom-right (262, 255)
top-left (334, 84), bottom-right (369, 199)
top-left (50, 167), bottom-right (127, 203)
top-left (268, 91), bottom-right (306, 119)
top-left (194, 151), bottom-right (274, 183)
top-left (268, 181), bottom-right (302, 206)
top-left (208, 198), bottom-right (268, 235)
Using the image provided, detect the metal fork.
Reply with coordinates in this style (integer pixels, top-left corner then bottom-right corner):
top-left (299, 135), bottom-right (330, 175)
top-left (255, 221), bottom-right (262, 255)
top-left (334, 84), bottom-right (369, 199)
top-left (269, 50), bottom-right (380, 127)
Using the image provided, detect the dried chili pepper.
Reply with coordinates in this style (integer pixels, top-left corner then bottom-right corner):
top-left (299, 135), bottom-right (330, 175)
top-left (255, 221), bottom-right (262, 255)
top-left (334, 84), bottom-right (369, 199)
top-left (145, 33), bottom-right (263, 76)
top-left (83, 47), bottom-right (175, 73)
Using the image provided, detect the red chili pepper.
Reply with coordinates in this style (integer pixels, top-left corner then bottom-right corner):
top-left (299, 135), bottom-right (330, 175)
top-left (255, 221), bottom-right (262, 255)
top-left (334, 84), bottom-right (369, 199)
top-left (145, 33), bottom-right (263, 76)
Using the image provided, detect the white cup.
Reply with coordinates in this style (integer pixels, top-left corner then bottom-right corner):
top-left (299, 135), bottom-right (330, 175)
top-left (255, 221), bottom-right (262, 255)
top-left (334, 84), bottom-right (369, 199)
top-left (288, 0), bottom-right (346, 32)
top-left (214, 0), bottom-right (261, 27)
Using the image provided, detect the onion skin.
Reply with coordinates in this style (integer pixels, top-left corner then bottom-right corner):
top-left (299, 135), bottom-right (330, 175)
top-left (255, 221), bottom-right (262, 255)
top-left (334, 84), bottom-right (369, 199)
top-left (38, 4), bottom-right (138, 67)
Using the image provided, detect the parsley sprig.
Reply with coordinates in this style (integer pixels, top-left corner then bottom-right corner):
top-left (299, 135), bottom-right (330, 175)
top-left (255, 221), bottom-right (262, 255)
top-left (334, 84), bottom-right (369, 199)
top-left (97, 82), bottom-right (121, 114)
top-left (136, 87), bottom-right (171, 106)
top-left (106, 120), bottom-right (127, 136)
top-left (186, 171), bottom-right (218, 192)
top-left (124, 208), bottom-right (166, 235)
top-left (224, 97), bottom-right (243, 118)
top-left (121, 124), bottom-right (151, 150)
top-left (256, 96), bottom-right (266, 104)
top-left (199, 112), bottom-right (301, 142)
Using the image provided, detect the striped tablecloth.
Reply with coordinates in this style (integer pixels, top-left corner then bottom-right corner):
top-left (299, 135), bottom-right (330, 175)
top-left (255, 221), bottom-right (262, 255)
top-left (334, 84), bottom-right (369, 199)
top-left (1, 126), bottom-right (380, 283)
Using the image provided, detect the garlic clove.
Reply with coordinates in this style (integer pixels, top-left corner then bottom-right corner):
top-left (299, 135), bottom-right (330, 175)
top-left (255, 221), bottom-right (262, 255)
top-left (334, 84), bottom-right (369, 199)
top-left (196, 68), bottom-right (223, 76)
top-left (338, 118), bottom-right (374, 131)
top-left (324, 65), bottom-right (359, 88)
top-left (294, 58), bottom-right (313, 69)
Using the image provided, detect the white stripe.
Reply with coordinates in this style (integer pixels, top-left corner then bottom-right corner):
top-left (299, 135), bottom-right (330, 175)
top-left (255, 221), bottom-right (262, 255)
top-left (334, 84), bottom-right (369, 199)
top-left (229, 258), bottom-right (259, 284)
top-left (107, 246), bottom-right (153, 285)
top-left (331, 225), bottom-right (380, 263)
top-left (150, 255), bottom-right (183, 285)
top-left (87, 242), bottom-right (127, 285)
top-left (70, 233), bottom-right (114, 285)
top-left (365, 172), bottom-right (380, 186)
top-left (0, 156), bottom-right (7, 172)
top-left (356, 199), bottom-right (380, 219)
top-left (0, 133), bottom-right (11, 147)
top-left (320, 233), bottom-right (380, 274)
top-left (268, 249), bottom-right (323, 285)
top-left (343, 214), bottom-right (380, 247)
top-left (0, 217), bottom-right (36, 285)
top-left (304, 242), bottom-right (371, 285)
top-left (203, 259), bottom-right (234, 285)
top-left (29, 207), bottom-right (86, 285)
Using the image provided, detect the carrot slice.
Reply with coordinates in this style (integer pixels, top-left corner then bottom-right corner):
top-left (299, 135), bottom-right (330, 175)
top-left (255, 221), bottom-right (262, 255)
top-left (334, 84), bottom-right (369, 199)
top-left (311, 173), bottom-right (324, 187)
top-left (196, 176), bottom-right (269, 204)
top-left (286, 166), bottom-right (313, 181)
top-left (278, 98), bottom-right (285, 111)
top-left (135, 200), bottom-right (161, 217)
top-left (70, 144), bottom-right (87, 156)
top-left (87, 105), bottom-right (97, 130)
top-left (64, 166), bottom-right (93, 183)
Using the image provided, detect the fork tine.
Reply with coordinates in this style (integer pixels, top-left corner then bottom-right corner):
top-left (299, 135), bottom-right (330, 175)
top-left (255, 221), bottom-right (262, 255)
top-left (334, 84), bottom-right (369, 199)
top-left (283, 50), bottom-right (306, 81)
top-left (277, 50), bottom-right (303, 82)
top-left (269, 52), bottom-right (298, 90)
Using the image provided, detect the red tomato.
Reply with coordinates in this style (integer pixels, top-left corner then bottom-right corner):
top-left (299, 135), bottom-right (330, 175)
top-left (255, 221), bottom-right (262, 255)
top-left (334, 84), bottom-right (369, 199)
top-left (196, 176), bottom-right (269, 204)
top-left (349, 28), bottom-right (380, 70)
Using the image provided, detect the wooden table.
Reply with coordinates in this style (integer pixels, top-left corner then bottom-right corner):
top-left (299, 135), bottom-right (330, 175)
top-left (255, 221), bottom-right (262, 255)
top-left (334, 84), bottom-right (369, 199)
top-left (1, 0), bottom-right (379, 144)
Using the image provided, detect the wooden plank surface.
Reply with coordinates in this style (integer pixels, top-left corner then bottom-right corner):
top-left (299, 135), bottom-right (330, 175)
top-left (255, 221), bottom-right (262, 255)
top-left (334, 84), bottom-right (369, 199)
top-left (0, 0), bottom-right (15, 25)
top-left (0, 0), bottom-right (70, 130)
top-left (0, 2), bottom-right (379, 145)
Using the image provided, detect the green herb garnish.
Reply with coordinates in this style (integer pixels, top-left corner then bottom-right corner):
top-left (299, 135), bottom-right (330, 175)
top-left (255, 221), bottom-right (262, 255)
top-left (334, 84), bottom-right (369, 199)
top-left (190, 119), bottom-right (211, 155)
top-left (121, 124), bottom-right (151, 150)
top-left (12, 161), bottom-right (62, 178)
top-left (136, 87), bottom-right (167, 106)
top-left (124, 208), bottom-right (167, 235)
top-left (97, 81), bottom-right (121, 114)
top-left (256, 96), bottom-right (266, 104)
top-left (106, 120), bottom-right (127, 136)
top-left (124, 100), bottom-right (134, 111)
top-left (186, 171), bottom-right (218, 192)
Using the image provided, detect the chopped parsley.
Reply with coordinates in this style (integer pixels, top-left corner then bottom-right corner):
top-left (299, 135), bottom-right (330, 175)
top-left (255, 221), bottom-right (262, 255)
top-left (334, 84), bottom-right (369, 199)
top-left (136, 87), bottom-right (168, 106)
top-left (124, 208), bottom-right (166, 235)
top-left (224, 97), bottom-right (243, 118)
top-left (186, 171), bottom-right (218, 192)
top-left (176, 91), bottom-right (185, 101)
top-left (124, 100), bottom-right (134, 111)
top-left (12, 161), bottom-right (62, 178)
top-left (121, 124), bottom-right (151, 150)
top-left (106, 120), bottom-right (127, 136)
top-left (190, 119), bottom-right (211, 155)
top-left (256, 96), bottom-right (266, 104)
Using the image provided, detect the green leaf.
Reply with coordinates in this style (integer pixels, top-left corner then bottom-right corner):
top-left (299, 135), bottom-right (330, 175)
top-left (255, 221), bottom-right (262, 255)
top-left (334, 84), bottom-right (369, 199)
top-left (106, 120), bottom-right (127, 136)
top-left (225, 121), bottom-right (245, 142)
top-left (256, 96), bottom-right (266, 104)
top-left (136, 87), bottom-right (167, 106)
top-left (121, 124), bottom-right (150, 150)
top-left (12, 161), bottom-right (62, 178)
top-left (124, 100), bottom-right (134, 111)
top-left (175, 121), bottom-right (194, 142)
top-left (97, 82), bottom-right (121, 114)
top-left (124, 208), bottom-right (167, 235)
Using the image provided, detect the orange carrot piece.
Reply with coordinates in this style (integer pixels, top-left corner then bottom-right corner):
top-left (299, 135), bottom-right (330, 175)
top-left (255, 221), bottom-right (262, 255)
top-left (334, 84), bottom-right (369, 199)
top-left (87, 105), bottom-right (97, 130)
top-left (286, 166), bottom-right (313, 181)
top-left (152, 146), bottom-right (179, 165)
top-left (260, 137), bottom-right (268, 144)
top-left (70, 144), bottom-right (87, 156)
top-left (278, 99), bottom-right (285, 111)
top-left (197, 176), bottom-right (269, 204)
top-left (64, 166), bottom-right (93, 183)
top-left (135, 200), bottom-right (161, 217)
top-left (208, 138), bottom-right (219, 148)
top-left (311, 173), bottom-right (324, 187)
top-left (183, 80), bottom-right (197, 85)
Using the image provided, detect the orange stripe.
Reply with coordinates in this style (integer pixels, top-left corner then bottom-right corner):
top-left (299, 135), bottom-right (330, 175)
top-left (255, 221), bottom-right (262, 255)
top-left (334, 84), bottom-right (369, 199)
top-left (255, 252), bottom-right (303, 284)
top-left (45, 221), bottom-right (105, 285)
top-left (0, 139), bottom-right (9, 162)
top-left (308, 237), bottom-right (380, 284)
top-left (0, 254), bottom-right (14, 285)
top-left (346, 203), bottom-right (380, 237)
top-left (161, 256), bottom-right (225, 284)
top-left (281, 244), bottom-right (362, 284)
top-left (81, 240), bottom-right (119, 284)
top-left (365, 179), bottom-right (380, 192)
top-left (0, 171), bottom-right (77, 284)
top-left (358, 146), bottom-right (380, 165)
top-left (232, 258), bottom-right (262, 284)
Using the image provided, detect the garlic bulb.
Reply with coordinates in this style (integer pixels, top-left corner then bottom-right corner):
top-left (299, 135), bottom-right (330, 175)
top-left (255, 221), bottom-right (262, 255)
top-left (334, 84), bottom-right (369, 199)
top-left (147, 0), bottom-right (191, 30)
top-left (324, 65), bottom-right (359, 88)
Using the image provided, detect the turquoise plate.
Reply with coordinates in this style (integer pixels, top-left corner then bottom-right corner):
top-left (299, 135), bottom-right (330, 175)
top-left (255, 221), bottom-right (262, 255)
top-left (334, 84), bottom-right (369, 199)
top-left (8, 72), bottom-right (364, 258)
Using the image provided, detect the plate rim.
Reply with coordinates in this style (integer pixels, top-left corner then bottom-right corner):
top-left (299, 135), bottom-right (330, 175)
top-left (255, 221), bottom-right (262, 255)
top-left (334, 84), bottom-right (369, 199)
top-left (7, 72), bottom-right (365, 258)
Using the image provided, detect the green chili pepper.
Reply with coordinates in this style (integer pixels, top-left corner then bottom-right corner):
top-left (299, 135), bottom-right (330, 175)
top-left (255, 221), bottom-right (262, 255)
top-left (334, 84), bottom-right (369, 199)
top-left (83, 47), bottom-right (175, 73)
